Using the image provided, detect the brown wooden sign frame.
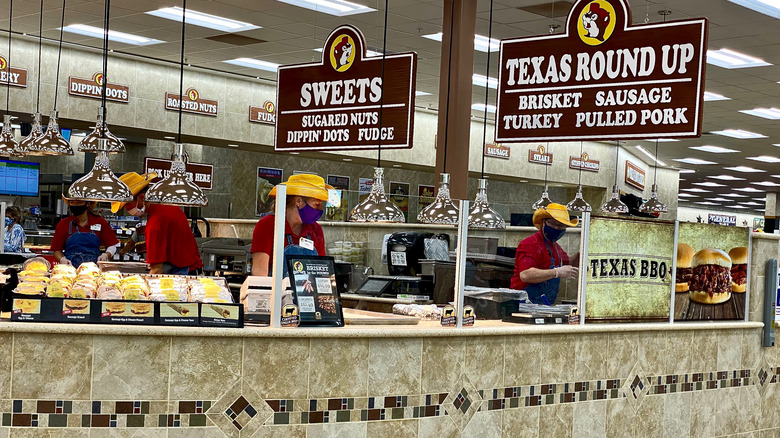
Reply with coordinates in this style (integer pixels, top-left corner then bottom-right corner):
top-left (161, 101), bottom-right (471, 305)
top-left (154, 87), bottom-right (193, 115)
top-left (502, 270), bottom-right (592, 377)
top-left (68, 73), bottom-right (130, 103)
top-left (624, 160), bottom-right (646, 190)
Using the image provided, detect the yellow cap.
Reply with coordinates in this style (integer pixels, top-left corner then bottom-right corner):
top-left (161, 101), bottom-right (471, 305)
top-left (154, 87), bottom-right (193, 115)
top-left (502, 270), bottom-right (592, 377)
top-left (110, 172), bottom-right (158, 213)
top-left (269, 174), bottom-right (334, 202)
top-left (532, 203), bottom-right (579, 229)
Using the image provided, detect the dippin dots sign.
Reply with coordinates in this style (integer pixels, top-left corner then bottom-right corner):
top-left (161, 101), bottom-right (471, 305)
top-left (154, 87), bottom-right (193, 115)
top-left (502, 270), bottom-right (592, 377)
top-left (496, 0), bottom-right (708, 142)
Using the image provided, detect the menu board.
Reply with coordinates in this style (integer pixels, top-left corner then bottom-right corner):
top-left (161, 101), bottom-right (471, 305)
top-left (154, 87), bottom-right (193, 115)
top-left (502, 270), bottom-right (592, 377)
top-left (673, 222), bottom-right (750, 321)
top-left (286, 255), bottom-right (344, 327)
top-left (583, 215), bottom-right (675, 321)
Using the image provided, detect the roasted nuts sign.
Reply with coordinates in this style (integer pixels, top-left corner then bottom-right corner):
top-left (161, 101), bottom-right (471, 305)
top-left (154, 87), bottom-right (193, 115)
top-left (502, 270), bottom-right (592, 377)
top-left (496, 0), bottom-right (708, 142)
top-left (250, 101), bottom-right (276, 125)
top-left (275, 24), bottom-right (417, 151)
top-left (569, 152), bottom-right (600, 172)
top-left (528, 145), bottom-right (553, 165)
top-left (144, 157), bottom-right (214, 190)
top-left (69, 73), bottom-right (129, 103)
top-left (484, 143), bottom-right (510, 159)
top-left (165, 88), bottom-right (218, 117)
top-left (0, 55), bottom-right (27, 88)
top-left (624, 160), bottom-right (645, 190)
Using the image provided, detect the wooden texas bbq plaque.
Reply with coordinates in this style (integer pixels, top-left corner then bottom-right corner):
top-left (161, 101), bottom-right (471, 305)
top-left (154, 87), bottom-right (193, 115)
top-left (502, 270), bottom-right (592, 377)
top-left (496, 0), bottom-right (708, 142)
top-left (275, 25), bottom-right (417, 152)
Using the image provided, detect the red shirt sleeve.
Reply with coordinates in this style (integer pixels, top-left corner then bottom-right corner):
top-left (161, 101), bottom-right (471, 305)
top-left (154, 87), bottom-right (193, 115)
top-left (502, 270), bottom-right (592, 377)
top-left (50, 218), bottom-right (71, 252)
top-left (95, 216), bottom-right (119, 248)
top-left (311, 223), bottom-right (326, 256)
top-left (251, 215), bottom-right (275, 255)
top-left (510, 234), bottom-right (540, 290)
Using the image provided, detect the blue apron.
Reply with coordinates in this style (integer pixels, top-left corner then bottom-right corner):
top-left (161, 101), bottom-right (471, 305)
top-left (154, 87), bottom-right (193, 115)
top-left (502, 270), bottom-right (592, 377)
top-left (524, 239), bottom-right (561, 305)
top-left (269, 233), bottom-right (319, 277)
top-left (64, 220), bottom-right (101, 268)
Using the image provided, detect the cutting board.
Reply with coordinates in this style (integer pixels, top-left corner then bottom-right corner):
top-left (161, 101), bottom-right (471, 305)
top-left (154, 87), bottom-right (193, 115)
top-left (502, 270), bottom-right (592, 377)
top-left (343, 308), bottom-right (420, 325)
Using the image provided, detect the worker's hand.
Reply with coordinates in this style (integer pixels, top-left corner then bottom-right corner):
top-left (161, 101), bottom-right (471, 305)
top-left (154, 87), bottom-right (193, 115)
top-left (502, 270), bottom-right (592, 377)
top-left (98, 252), bottom-right (110, 262)
top-left (59, 257), bottom-right (72, 266)
top-left (554, 265), bottom-right (579, 279)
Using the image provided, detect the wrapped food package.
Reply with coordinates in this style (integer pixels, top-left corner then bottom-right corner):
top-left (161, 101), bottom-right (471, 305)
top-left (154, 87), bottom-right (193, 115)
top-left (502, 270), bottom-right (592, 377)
top-left (147, 276), bottom-right (188, 302)
top-left (52, 264), bottom-right (76, 276)
top-left (14, 282), bottom-right (46, 296)
top-left (189, 277), bottom-right (232, 303)
top-left (23, 257), bottom-right (50, 272)
top-left (76, 262), bottom-right (101, 277)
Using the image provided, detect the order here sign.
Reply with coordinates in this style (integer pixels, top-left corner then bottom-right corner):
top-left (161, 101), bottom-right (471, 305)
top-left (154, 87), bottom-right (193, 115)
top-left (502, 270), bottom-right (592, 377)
top-left (495, 0), bottom-right (708, 142)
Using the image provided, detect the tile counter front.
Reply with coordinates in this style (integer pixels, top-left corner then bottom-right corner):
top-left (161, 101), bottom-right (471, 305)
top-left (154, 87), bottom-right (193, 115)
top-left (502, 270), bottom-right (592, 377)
top-left (0, 320), bottom-right (776, 437)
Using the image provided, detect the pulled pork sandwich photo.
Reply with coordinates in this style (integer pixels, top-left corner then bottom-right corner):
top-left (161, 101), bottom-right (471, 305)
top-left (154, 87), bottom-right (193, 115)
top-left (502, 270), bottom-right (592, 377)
top-left (689, 248), bottom-right (732, 305)
top-left (728, 247), bottom-right (748, 293)
top-left (675, 243), bottom-right (695, 293)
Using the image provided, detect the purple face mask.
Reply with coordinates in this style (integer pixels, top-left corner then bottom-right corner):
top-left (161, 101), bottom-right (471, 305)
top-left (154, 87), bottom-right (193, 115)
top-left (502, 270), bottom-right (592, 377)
top-left (298, 203), bottom-right (323, 224)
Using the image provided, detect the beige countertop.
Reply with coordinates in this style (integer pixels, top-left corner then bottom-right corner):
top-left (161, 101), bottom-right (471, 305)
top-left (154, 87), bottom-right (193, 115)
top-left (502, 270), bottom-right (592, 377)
top-left (0, 319), bottom-right (762, 339)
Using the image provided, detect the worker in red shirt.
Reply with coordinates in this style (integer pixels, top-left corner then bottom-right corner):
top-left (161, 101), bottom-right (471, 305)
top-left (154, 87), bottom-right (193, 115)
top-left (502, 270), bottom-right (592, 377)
top-left (251, 174), bottom-right (331, 276)
top-left (51, 198), bottom-right (120, 267)
top-left (510, 203), bottom-right (579, 304)
top-left (112, 172), bottom-right (202, 275)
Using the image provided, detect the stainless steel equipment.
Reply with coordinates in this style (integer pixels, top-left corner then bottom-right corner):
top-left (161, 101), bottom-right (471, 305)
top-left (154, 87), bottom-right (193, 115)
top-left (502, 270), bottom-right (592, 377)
top-left (199, 238), bottom-right (252, 275)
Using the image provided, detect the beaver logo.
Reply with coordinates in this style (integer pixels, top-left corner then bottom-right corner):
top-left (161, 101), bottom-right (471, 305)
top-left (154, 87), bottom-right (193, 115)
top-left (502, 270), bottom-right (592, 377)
top-left (329, 35), bottom-right (355, 72)
top-left (293, 261), bottom-right (304, 273)
top-left (264, 101), bottom-right (275, 113)
top-left (0, 56), bottom-right (8, 70)
top-left (578, 1), bottom-right (616, 46)
top-left (186, 88), bottom-right (199, 101)
top-left (94, 72), bottom-right (104, 86)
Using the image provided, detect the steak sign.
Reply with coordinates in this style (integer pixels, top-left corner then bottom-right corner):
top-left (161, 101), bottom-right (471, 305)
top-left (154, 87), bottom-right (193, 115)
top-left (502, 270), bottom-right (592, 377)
top-left (496, 0), bottom-right (708, 142)
top-left (275, 25), bottom-right (417, 151)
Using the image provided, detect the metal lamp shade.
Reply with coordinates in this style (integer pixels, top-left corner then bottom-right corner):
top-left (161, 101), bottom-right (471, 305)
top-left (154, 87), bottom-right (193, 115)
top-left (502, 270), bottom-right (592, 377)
top-left (418, 173), bottom-right (459, 225)
top-left (79, 108), bottom-right (125, 153)
top-left (68, 141), bottom-right (133, 202)
top-left (144, 143), bottom-right (208, 207)
top-left (566, 186), bottom-right (592, 212)
top-left (18, 112), bottom-right (44, 155)
top-left (531, 186), bottom-right (553, 210)
top-left (0, 115), bottom-right (19, 157)
top-left (601, 185), bottom-right (629, 214)
top-left (30, 110), bottom-right (73, 156)
top-left (468, 178), bottom-right (505, 228)
top-left (349, 167), bottom-right (404, 223)
top-left (639, 184), bottom-right (668, 214)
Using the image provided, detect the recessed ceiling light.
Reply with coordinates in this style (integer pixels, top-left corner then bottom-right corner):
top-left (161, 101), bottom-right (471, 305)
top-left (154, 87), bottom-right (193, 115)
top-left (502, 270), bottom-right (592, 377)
top-left (753, 197), bottom-right (766, 201)
top-left (706, 197), bottom-right (731, 202)
top-left (163, 136), bottom-right (175, 140)
top-left (423, 32), bottom-right (500, 52)
top-left (343, 158), bottom-right (352, 162)
top-left (673, 158), bottom-right (717, 165)
top-left (694, 201), bottom-right (721, 205)
top-left (146, 7), bottom-right (260, 32)
top-left (711, 129), bottom-right (766, 139)
top-left (689, 145), bottom-right (739, 153)
top-left (392, 164), bottom-right (402, 168)
top-left (472, 103), bottom-right (496, 113)
top-left (703, 91), bottom-right (730, 101)
top-left (227, 144), bottom-right (239, 148)
top-left (752, 181), bottom-right (780, 187)
top-left (693, 181), bottom-right (727, 187)
top-left (708, 174), bottom-right (746, 181)
top-left (61, 24), bottom-right (163, 46)
top-left (276, 0), bottom-right (376, 16)
top-left (743, 201), bottom-right (763, 206)
top-left (729, 205), bottom-right (750, 209)
top-left (635, 145), bottom-right (666, 167)
top-left (727, 0), bottom-right (780, 19)
top-left (314, 47), bottom-right (383, 57)
top-left (681, 188), bottom-right (711, 193)
top-left (290, 152), bottom-right (300, 155)
top-left (724, 166), bottom-right (765, 173)
top-left (223, 58), bottom-right (280, 72)
top-left (747, 155), bottom-right (780, 163)
top-left (519, 180), bottom-right (528, 183)
top-left (472, 74), bottom-right (498, 89)
top-left (740, 108), bottom-right (780, 120)
top-left (707, 48), bottom-right (771, 69)
top-left (678, 169), bottom-right (696, 174)
top-left (678, 193), bottom-right (699, 198)
top-left (723, 193), bottom-right (748, 198)
top-left (415, 91), bottom-right (431, 97)
top-left (734, 187), bottom-right (763, 192)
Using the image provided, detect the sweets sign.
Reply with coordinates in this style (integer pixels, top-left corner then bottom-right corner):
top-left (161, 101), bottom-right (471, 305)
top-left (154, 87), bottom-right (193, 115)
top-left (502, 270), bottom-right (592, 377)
top-left (69, 73), bottom-right (129, 103)
top-left (275, 25), bottom-right (417, 151)
top-left (496, 0), bottom-right (708, 142)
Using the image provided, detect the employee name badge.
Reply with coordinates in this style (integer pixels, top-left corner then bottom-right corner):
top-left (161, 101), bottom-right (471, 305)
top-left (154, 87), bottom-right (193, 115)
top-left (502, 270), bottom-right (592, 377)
top-left (90, 224), bottom-right (101, 232)
top-left (299, 237), bottom-right (315, 251)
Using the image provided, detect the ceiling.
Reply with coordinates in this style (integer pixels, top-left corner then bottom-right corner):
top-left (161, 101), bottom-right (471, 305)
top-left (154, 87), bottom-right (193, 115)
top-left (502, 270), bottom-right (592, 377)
top-left (2, 0), bottom-right (780, 215)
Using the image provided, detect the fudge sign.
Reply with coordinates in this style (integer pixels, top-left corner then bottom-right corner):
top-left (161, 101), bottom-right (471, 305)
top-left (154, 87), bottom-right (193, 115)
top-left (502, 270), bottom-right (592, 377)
top-left (275, 25), bottom-right (417, 151)
top-left (496, 0), bottom-right (708, 142)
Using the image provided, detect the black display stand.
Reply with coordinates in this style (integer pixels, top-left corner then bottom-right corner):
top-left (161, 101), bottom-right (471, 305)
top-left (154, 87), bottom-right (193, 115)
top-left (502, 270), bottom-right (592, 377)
top-left (286, 255), bottom-right (344, 327)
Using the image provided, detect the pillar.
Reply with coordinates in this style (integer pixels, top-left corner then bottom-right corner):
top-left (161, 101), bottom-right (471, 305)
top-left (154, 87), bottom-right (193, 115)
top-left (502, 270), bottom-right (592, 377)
top-left (765, 192), bottom-right (778, 233)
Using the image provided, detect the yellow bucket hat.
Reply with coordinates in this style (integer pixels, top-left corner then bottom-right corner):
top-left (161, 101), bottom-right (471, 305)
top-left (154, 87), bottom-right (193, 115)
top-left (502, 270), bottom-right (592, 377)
top-left (269, 174), bottom-right (334, 201)
top-left (532, 203), bottom-right (579, 229)
top-left (110, 172), bottom-right (158, 213)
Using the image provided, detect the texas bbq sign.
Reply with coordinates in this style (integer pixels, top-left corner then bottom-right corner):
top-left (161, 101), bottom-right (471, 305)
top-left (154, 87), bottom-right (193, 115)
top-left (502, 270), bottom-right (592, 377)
top-left (275, 25), bottom-right (417, 152)
top-left (496, 0), bottom-right (708, 142)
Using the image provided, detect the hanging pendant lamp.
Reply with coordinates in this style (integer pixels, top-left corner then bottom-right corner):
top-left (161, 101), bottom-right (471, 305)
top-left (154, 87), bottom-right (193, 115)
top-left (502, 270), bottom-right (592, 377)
top-left (639, 139), bottom-right (668, 214)
top-left (566, 141), bottom-right (591, 212)
top-left (67, 138), bottom-right (132, 202)
top-left (418, 173), bottom-right (459, 224)
top-left (468, 178), bottom-right (505, 228)
top-left (144, 0), bottom-right (207, 207)
top-left (601, 141), bottom-right (629, 214)
top-left (21, 0), bottom-right (50, 155)
top-left (349, 167), bottom-right (404, 222)
top-left (0, 0), bottom-right (19, 157)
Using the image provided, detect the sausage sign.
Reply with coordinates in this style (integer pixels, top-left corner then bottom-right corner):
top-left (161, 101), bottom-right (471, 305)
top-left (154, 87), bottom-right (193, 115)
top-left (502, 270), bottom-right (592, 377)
top-left (275, 25), bottom-right (417, 151)
top-left (496, 0), bottom-right (708, 142)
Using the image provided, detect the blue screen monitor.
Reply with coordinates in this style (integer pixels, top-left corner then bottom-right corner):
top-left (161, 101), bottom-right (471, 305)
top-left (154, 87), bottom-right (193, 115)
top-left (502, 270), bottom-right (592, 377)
top-left (0, 159), bottom-right (40, 197)
top-left (60, 128), bottom-right (71, 142)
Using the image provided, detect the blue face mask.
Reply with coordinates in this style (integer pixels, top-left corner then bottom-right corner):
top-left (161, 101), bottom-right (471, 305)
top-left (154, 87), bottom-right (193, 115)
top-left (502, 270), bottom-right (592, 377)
top-left (543, 224), bottom-right (565, 242)
top-left (4, 217), bottom-right (12, 227)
